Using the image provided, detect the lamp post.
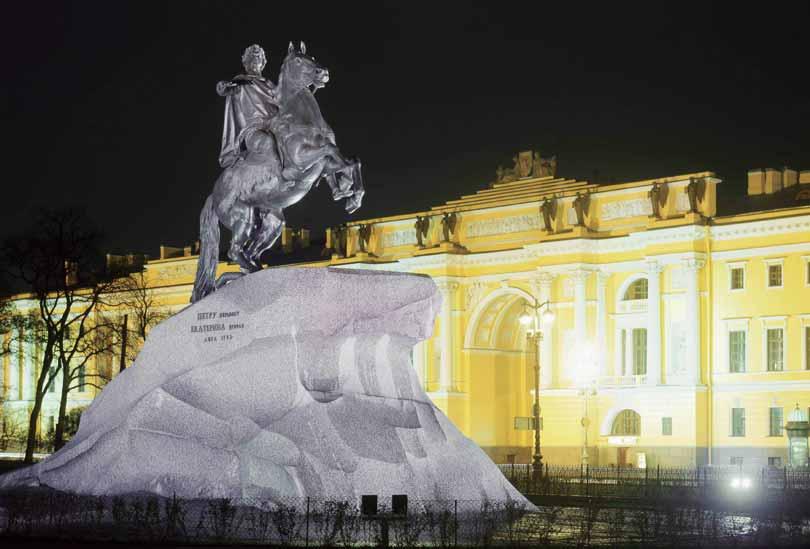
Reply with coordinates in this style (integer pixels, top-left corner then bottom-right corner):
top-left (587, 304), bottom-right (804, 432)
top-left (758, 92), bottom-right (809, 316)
top-left (519, 298), bottom-right (555, 482)
top-left (576, 344), bottom-right (599, 467)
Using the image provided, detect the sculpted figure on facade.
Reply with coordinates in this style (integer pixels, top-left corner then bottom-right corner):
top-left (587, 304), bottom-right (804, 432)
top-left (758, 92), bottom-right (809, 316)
top-left (495, 151), bottom-right (557, 183)
top-left (540, 197), bottom-right (557, 233)
top-left (357, 223), bottom-right (373, 254)
top-left (441, 211), bottom-right (458, 242)
top-left (534, 153), bottom-right (557, 178)
top-left (328, 224), bottom-right (348, 257)
top-left (572, 191), bottom-right (590, 227)
top-left (192, 42), bottom-right (365, 302)
top-left (648, 181), bottom-right (668, 219)
top-left (686, 177), bottom-right (704, 214)
top-left (414, 215), bottom-right (431, 248)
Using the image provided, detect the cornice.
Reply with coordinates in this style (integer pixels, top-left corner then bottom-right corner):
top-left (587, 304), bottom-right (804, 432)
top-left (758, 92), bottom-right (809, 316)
top-left (710, 215), bottom-right (810, 242)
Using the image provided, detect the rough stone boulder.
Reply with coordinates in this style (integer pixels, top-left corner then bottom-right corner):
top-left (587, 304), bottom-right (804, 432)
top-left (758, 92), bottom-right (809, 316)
top-left (1, 267), bottom-right (530, 506)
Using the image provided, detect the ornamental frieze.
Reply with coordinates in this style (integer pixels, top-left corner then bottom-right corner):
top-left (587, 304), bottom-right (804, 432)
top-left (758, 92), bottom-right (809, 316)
top-left (465, 214), bottom-right (541, 238)
top-left (382, 228), bottom-right (417, 248)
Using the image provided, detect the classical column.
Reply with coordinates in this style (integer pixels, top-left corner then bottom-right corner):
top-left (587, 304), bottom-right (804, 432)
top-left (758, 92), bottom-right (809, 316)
top-left (437, 280), bottom-right (459, 392)
top-left (682, 258), bottom-right (705, 385)
top-left (596, 271), bottom-right (610, 379)
top-left (646, 260), bottom-right (664, 386)
top-left (571, 269), bottom-right (590, 349)
top-left (22, 340), bottom-right (35, 400)
top-left (533, 271), bottom-right (556, 388)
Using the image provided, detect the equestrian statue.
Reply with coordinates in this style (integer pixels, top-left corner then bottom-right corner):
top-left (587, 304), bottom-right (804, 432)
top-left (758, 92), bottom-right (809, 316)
top-left (191, 42), bottom-right (364, 302)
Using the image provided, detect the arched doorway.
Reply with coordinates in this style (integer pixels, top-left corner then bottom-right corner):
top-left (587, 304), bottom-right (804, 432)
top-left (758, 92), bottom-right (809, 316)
top-left (463, 287), bottom-right (537, 463)
top-left (609, 409), bottom-right (641, 466)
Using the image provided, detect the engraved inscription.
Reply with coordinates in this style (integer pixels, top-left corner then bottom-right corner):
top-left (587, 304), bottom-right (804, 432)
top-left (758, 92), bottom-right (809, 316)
top-left (191, 310), bottom-right (245, 343)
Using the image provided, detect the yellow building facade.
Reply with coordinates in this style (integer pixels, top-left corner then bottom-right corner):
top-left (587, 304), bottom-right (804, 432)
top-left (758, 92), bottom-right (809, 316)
top-left (3, 158), bottom-right (810, 468)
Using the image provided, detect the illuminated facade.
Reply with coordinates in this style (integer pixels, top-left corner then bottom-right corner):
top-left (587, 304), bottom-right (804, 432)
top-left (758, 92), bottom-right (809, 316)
top-left (3, 158), bottom-right (810, 468)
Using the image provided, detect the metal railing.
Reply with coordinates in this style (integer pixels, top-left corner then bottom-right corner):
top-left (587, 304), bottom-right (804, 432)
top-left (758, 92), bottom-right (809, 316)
top-left (498, 463), bottom-right (810, 499)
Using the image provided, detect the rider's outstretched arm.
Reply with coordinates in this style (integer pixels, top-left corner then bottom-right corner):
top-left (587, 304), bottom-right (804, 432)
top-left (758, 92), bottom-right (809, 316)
top-left (216, 80), bottom-right (240, 97)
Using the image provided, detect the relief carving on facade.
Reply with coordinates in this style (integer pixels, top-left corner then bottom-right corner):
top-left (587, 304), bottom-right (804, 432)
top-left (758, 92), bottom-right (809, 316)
top-left (464, 281), bottom-right (489, 311)
top-left (600, 198), bottom-right (653, 221)
top-left (382, 227), bottom-right (417, 248)
top-left (465, 214), bottom-right (542, 238)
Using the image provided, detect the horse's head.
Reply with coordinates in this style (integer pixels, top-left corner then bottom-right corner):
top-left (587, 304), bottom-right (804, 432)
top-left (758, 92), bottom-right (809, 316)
top-left (281, 41), bottom-right (329, 93)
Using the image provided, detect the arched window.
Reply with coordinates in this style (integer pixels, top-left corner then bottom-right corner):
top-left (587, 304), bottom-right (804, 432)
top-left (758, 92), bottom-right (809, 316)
top-left (624, 278), bottom-right (648, 301)
top-left (611, 409), bottom-right (641, 436)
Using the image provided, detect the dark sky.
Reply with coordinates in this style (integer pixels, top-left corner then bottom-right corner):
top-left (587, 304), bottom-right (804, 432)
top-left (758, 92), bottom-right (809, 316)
top-left (2, 2), bottom-right (808, 257)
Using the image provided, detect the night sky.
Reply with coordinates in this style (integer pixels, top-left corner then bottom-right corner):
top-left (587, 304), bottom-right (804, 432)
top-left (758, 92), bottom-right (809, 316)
top-left (2, 2), bottom-right (808, 257)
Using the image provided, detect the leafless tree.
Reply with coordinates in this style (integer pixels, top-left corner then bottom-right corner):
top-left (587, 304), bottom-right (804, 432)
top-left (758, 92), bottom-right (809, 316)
top-left (115, 271), bottom-right (170, 366)
top-left (0, 208), bottom-right (126, 462)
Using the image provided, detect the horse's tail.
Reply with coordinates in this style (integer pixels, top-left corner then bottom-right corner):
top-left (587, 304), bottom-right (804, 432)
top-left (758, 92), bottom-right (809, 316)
top-left (190, 195), bottom-right (220, 303)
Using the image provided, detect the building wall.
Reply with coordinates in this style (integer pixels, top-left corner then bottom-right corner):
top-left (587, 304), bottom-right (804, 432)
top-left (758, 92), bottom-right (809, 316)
top-left (2, 170), bottom-right (809, 468)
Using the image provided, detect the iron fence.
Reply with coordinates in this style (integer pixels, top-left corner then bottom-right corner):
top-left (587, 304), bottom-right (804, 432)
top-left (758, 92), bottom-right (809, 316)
top-left (499, 463), bottom-right (810, 499)
top-left (1, 488), bottom-right (810, 546)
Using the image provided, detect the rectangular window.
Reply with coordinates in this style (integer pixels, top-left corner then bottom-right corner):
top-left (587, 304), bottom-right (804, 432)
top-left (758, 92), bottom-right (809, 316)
top-left (632, 328), bottom-right (647, 375)
top-left (730, 267), bottom-right (745, 290)
top-left (729, 330), bottom-right (746, 373)
top-left (731, 408), bottom-right (746, 437)
top-left (768, 457), bottom-right (782, 467)
top-left (767, 263), bottom-right (783, 287)
top-left (662, 417), bottom-right (672, 436)
top-left (769, 407), bottom-right (784, 436)
top-left (730, 456), bottom-right (743, 466)
top-left (767, 328), bottom-right (784, 371)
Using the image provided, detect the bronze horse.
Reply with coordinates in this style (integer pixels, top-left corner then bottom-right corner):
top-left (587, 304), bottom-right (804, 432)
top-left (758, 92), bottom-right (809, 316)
top-left (192, 43), bottom-right (364, 302)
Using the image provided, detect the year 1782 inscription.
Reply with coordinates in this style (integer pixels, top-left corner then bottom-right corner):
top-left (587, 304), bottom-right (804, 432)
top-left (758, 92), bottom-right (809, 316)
top-left (190, 310), bottom-right (245, 343)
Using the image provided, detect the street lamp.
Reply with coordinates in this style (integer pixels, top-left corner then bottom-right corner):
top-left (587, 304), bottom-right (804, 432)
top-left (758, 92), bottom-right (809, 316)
top-left (575, 344), bottom-right (599, 467)
top-left (518, 297), bottom-right (554, 482)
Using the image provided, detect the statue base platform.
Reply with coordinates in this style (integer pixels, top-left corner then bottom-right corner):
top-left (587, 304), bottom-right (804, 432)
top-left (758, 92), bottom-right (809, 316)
top-left (0, 267), bottom-right (531, 508)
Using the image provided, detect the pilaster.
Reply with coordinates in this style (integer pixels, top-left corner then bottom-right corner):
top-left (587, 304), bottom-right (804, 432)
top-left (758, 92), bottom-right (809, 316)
top-left (646, 260), bottom-right (664, 386)
top-left (682, 258), bottom-right (705, 385)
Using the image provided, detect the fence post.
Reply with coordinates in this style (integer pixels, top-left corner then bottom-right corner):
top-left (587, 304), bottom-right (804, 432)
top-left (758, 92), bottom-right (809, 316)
top-left (644, 465), bottom-right (649, 498)
top-left (305, 496), bottom-right (310, 548)
top-left (585, 464), bottom-right (590, 497)
top-left (657, 464), bottom-right (660, 496)
top-left (454, 499), bottom-right (458, 548)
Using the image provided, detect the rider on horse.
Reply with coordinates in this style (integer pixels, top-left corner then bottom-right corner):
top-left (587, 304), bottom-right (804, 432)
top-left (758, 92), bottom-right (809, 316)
top-left (217, 44), bottom-right (280, 170)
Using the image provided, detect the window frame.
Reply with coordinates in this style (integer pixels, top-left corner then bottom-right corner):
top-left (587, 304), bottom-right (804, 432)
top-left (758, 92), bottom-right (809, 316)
top-left (764, 258), bottom-right (784, 289)
top-left (722, 318), bottom-right (749, 374)
top-left (768, 407), bottom-right (784, 437)
top-left (760, 316), bottom-right (787, 373)
top-left (662, 416), bottom-right (673, 436)
top-left (731, 407), bottom-right (746, 437)
top-left (727, 261), bottom-right (746, 292)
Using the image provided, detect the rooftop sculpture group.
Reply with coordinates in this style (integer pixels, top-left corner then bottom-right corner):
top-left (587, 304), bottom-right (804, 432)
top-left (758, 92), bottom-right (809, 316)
top-left (191, 42), bottom-right (364, 302)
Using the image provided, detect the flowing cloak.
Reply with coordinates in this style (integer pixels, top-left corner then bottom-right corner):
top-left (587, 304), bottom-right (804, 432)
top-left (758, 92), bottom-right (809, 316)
top-left (218, 74), bottom-right (279, 168)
